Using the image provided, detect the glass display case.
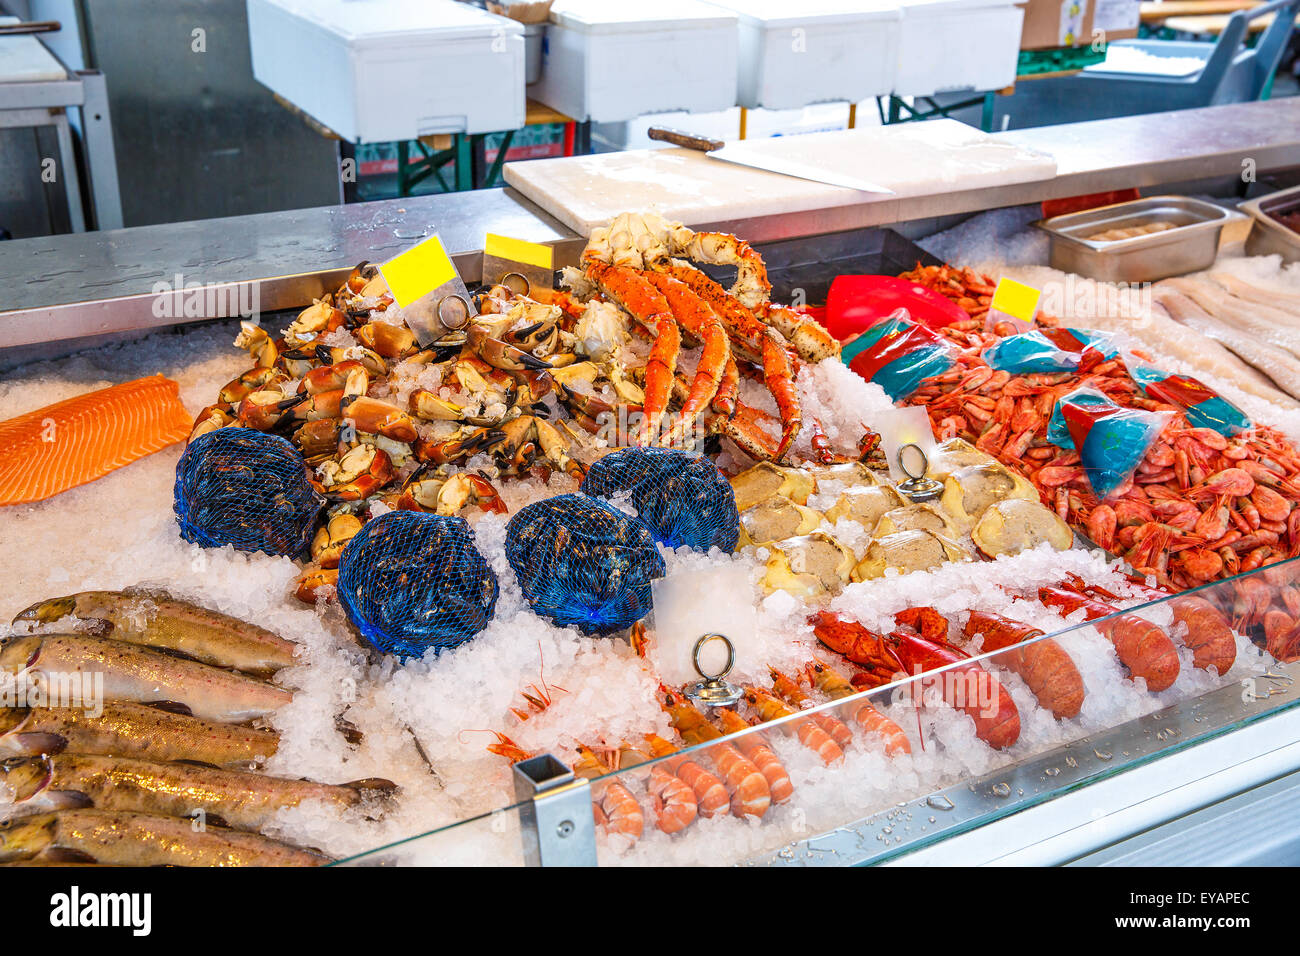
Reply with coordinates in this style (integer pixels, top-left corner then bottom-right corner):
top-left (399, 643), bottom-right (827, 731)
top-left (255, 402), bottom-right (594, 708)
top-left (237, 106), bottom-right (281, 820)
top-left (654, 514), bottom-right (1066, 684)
top-left (334, 557), bottom-right (1300, 866)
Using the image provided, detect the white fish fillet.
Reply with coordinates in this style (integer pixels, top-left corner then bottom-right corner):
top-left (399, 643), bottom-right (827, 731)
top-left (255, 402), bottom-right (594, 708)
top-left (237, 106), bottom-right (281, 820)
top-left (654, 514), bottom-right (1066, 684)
top-left (1152, 288), bottom-right (1300, 402)
top-left (1207, 271), bottom-right (1300, 320)
top-left (1159, 276), bottom-right (1300, 359)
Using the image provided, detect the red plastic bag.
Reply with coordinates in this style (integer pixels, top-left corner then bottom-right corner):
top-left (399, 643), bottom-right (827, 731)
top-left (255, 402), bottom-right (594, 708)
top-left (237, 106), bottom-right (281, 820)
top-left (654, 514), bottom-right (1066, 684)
top-left (826, 275), bottom-right (967, 342)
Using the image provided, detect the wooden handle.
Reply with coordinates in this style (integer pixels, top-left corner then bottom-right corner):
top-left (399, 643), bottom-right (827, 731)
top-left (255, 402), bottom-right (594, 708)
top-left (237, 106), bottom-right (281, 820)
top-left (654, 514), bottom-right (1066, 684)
top-left (0, 20), bottom-right (62, 35)
top-left (647, 126), bottom-right (724, 152)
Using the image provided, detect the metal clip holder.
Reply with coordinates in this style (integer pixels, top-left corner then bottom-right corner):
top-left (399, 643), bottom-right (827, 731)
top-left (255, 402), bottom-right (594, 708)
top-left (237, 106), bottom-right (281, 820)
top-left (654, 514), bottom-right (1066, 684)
top-left (512, 754), bottom-right (598, 867)
top-left (895, 442), bottom-right (943, 503)
top-left (683, 633), bottom-right (743, 707)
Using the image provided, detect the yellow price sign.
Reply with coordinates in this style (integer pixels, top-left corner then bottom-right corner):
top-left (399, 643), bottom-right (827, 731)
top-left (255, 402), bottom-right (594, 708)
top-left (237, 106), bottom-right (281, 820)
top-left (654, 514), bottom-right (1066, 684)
top-left (989, 278), bottom-right (1041, 326)
top-left (485, 233), bottom-right (554, 271)
top-left (378, 234), bottom-right (459, 309)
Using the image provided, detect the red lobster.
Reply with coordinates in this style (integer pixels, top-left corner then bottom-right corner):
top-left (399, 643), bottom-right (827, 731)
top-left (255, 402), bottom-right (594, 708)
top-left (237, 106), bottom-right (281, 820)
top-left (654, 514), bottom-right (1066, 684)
top-left (811, 608), bottom-right (1021, 750)
top-left (963, 610), bottom-right (1085, 719)
top-left (1038, 578), bottom-right (1180, 692)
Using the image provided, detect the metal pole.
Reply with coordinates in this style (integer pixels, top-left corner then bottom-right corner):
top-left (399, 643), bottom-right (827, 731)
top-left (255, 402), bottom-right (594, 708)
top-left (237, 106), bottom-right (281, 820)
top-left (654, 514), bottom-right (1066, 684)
top-left (512, 753), bottom-right (598, 867)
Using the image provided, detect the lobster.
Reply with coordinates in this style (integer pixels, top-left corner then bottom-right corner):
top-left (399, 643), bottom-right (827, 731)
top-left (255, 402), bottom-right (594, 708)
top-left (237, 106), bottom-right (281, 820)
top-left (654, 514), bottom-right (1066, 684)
top-left (811, 608), bottom-right (1021, 750)
top-left (1038, 581), bottom-right (1180, 692)
top-left (963, 610), bottom-right (1085, 719)
top-left (1121, 574), bottom-right (1238, 674)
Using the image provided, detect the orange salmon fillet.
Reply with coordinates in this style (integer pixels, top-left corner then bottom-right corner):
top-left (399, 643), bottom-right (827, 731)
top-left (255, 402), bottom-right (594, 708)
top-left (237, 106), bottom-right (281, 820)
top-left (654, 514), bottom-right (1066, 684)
top-left (0, 374), bottom-right (192, 506)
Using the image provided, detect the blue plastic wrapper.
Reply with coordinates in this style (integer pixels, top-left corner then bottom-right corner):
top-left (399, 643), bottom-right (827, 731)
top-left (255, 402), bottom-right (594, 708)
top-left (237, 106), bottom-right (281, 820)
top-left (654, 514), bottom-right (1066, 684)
top-left (505, 493), bottom-right (665, 635)
top-left (983, 328), bottom-right (1117, 375)
top-left (1048, 387), bottom-right (1171, 499)
top-left (580, 447), bottom-right (739, 552)
top-left (1127, 361), bottom-right (1251, 437)
top-left (840, 310), bottom-right (958, 401)
top-left (337, 510), bottom-right (498, 659)
top-left (174, 429), bottom-right (324, 556)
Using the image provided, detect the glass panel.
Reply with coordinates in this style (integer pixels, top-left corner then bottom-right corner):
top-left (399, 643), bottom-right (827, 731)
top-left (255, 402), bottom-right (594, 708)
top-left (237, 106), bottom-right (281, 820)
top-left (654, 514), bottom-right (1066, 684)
top-left (341, 557), bottom-right (1300, 866)
top-left (331, 800), bottom-right (530, 867)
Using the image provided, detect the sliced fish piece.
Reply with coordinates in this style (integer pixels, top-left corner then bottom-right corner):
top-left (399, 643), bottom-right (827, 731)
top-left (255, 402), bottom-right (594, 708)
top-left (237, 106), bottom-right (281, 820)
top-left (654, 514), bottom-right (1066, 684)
top-left (0, 754), bottom-right (396, 830)
top-left (0, 376), bottom-right (191, 507)
top-left (13, 588), bottom-right (298, 676)
top-left (0, 634), bottom-right (292, 723)
top-left (0, 703), bottom-right (278, 769)
top-left (0, 809), bottom-right (329, 866)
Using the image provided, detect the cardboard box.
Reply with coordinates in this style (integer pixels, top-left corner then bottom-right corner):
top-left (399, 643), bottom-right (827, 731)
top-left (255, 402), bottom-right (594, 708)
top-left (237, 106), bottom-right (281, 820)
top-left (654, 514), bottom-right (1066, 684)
top-left (1019, 0), bottom-right (1096, 49)
top-left (1092, 0), bottom-right (1141, 41)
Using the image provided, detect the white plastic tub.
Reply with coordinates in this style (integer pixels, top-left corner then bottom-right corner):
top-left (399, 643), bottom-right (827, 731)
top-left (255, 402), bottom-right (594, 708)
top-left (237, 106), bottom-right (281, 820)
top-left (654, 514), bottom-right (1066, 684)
top-left (708, 0), bottom-right (901, 110)
top-left (894, 0), bottom-right (1024, 96)
top-left (531, 0), bottom-right (739, 123)
top-left (247, 0), bottom-right (525, 142)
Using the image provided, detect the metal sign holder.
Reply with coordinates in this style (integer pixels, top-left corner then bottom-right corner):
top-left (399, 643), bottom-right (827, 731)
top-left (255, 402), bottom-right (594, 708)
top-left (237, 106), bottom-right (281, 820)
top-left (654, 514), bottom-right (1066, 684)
top-left (512, 753), bottom-right (598, 866)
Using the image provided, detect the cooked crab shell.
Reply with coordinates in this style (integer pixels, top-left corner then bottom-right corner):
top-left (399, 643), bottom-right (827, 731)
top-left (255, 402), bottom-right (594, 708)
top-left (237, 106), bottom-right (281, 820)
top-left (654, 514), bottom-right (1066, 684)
top-left (730, 462), bottom-right (816, 511)
top-left (824, 484), bottom-right (904, 533)
top-left (873, 503), bottom-right (957, 538)
top-left (739, 495), bottom-right (824, 547)
top-left (925, 437), bottom-right (993, 480)
top-left (761, 532), bottom-right (854, 598)
top-left (850, 529), bottom-right (969, 582)
top-left (971, 497), bottom-right (1074, 558)
top-left (940, 462), bottom-right (1038, 529)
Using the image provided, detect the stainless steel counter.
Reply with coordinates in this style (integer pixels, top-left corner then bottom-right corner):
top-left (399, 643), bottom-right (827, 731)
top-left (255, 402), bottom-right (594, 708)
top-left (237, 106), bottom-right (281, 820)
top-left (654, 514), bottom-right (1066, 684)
top-left (1, 99), bottom-right (1297, 356)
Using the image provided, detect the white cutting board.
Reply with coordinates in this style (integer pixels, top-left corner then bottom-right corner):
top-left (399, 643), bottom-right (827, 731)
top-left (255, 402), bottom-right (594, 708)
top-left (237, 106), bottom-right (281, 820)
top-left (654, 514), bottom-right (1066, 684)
top-left (505, 120), bottom-right (1058, 235)
top-left (0, 17), bottom-right (66, 83)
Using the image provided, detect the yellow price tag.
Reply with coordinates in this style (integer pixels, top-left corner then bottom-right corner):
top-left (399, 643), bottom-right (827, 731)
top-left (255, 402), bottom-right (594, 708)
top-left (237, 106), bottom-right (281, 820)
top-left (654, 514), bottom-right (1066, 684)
top-left (485, 233), bottom-right (554, 271)
top-left (990, 278), bottom-right (1041, 324)
top-left (378, 234), bottom-right (458, 308)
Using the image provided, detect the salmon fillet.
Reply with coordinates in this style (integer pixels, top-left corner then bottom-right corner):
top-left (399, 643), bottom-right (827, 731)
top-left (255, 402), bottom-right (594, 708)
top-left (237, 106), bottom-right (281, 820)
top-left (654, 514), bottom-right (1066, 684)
top-left (0, 375), bottom-right (192, 506)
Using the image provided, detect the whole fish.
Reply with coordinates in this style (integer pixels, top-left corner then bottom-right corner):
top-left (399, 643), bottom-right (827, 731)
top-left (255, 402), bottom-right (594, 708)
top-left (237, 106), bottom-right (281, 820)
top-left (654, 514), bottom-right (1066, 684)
top-left (0, 754), bottom-right (397, 830)
top-left (0, 703), bottom-right (278, 769)
top-left (0, 809), bottom-right (329, 866)
top-left (12, 589), bottom-right (298, 677)
top-left (0, 634), bottom-right (292, 723)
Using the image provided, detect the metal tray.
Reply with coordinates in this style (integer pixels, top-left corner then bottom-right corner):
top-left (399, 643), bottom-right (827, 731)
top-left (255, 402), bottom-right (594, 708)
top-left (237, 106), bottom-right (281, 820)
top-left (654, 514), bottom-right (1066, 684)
top-left (1240, 184), bottom-right (1300, 263)
top-left (1034, 195), bottom-right (1245, 283)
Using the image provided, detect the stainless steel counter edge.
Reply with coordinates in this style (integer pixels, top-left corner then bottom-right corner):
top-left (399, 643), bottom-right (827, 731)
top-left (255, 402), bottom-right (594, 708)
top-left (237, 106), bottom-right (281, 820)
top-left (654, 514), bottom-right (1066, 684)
top-left (2, 99), bottom-right (1298, 352)
top-left (744, 660), bottom-right (1300, 866)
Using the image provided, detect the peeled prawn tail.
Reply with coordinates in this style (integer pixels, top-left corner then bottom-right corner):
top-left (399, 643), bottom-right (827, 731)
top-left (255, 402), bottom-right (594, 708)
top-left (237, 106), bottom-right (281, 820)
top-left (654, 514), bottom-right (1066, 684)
top-left (708, 742), bottom-right (771, 819)
top-left (647, 764), bottom-right (697, 835)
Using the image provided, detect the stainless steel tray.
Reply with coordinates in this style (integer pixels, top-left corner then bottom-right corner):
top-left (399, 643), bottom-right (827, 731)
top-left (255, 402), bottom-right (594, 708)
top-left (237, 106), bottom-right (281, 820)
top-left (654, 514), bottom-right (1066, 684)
top-left (1240, 184), bottom-right (1300, 263)
top-left (1034, 195), bottom-right (1245, 283)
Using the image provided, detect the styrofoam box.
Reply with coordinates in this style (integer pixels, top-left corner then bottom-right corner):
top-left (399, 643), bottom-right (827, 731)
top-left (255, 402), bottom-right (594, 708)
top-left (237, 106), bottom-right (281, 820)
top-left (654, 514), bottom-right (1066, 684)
top-left (531, 0), bottom-right (739, 124)
top-left (707, 0), bottom-right (901, 110)
top-left (247, 0), bottom-right (525, 142)
top-left (894, 0), bottom-right (1024, 96)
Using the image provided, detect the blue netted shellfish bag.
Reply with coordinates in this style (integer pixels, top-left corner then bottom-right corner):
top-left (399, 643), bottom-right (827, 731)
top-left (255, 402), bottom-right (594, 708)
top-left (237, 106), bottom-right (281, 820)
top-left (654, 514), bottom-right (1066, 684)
top-left (580, 447), bottom-right (739, 552)
top-left (337, 510), bottom-right (499, 658)
top-left (174, 429), bottom-right (324, 556)
top-left (505, 493), bottom-right (665, 634)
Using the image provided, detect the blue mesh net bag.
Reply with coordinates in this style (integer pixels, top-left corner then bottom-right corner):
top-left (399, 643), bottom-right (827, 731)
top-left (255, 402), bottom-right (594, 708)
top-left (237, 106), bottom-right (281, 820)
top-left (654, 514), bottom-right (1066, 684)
top-left (580, 447), bottom-right (739, 552)
top-left (174, 429), bottom-right (324, 556)
top-left (337, 510), bottom-right (499, 658)
top-left (505, 494), bottom-right (665, 635)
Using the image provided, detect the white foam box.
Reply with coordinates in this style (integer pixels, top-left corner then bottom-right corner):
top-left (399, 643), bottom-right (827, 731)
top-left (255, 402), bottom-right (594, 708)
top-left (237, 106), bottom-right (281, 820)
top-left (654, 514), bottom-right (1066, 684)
top-left (707, 0), bottom-right (901, 110)
top-left (894, 0), bottom-right (1025, 96)
top-left (531, 0), bottom-right (739, 123)
top-left (247, 0), bottom-right (525, 141)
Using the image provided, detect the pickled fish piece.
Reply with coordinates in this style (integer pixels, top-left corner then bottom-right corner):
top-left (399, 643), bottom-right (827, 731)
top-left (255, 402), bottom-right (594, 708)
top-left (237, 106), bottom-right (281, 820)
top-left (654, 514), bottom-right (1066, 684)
top-left (0, 635), bottom-right (292, 724)
top-left (873, 503), bottom-right (957, 538)
top-left (940, 462), bottom-right (1037, 528)
top-left (13, 588), bottom-right (298, 677)
top-left (925, 437), bottom-right (992, 480)
top-left (971, 498), bottom-right (1074, 558)
top-left (739, 496), bottom-right (823, 546)
top-left (0, 754), bottom-right (396, 830)
top-left (851, 530), bottom-right (969, 582)
top-left (0, 703), bottom-right (278, 769)
top-left (824, 484), bottom-right (904, 532)
top-left (730, 462), bottom-right (815, 511)
top-left (0, 809), bottom-right (328, 866)
top-left (762, 532), bottom-right (854, 598)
